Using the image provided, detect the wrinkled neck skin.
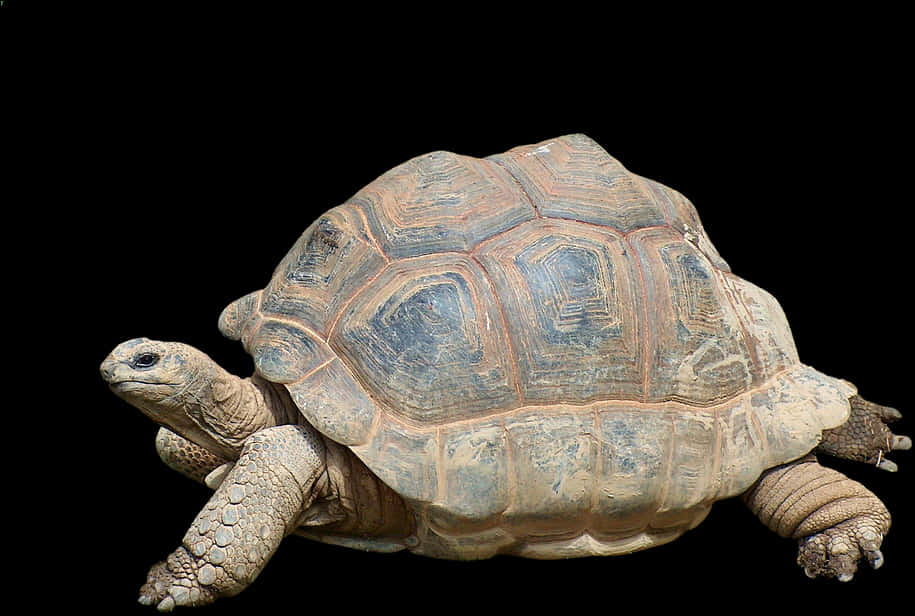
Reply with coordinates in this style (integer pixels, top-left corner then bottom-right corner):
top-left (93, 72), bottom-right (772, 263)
top-left (144, 363), bottom-right (299, 460)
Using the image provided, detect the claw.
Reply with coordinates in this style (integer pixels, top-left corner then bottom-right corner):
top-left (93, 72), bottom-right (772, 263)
top-left (868, 550), bottom-right (885, 569)
top-left (875, 433), bottom-right (912, 471)
top-left (877, 457), bottom-right (898, 472)
top-left (797, 515), bottom-right (886, 583)
top-left (157, 596), bottom-right (176, 612)
top-left (880, 406), bottom-right (903, 422)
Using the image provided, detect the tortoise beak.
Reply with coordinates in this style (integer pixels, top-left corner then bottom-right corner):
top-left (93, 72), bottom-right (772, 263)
top-left (100, 337), bottom-right (156, 384)
top-left (100, 358), bottom-right (136, 392)
top-left (100, 358), bottom-right (118, 384)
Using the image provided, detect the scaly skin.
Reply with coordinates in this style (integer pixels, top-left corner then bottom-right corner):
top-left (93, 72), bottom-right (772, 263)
top-left (102, 338), bottom-right (416, 610)
top-left (743, 455), bottom-right (891, 581)
top-left (818, 395), bottom-right (911, 471)
top-left (139, 424), bottom-right (327, 611)
top-left (155, 427), bottom-right (229, 484)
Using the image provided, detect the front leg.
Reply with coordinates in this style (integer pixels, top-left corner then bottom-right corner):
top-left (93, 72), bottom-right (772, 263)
top-left (139, 424), bottom-right (327, 611)
top-left (743, 455), bottom-right (891, 581)
top-left (155, 427), bottom-right (230, 486)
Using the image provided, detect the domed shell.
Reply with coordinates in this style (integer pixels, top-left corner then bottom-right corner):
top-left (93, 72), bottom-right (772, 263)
top-left (219, 135), bottom-right (854, 558)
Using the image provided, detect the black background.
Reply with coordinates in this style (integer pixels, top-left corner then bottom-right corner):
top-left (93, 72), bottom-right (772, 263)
top-left (12, 8), bottom-right (912, 614)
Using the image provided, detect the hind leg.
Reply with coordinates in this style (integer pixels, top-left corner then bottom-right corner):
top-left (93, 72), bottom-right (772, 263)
top-left (818, 395), bottom-right (911, 471)
top-left (744, 455), bottom-right (891, 580)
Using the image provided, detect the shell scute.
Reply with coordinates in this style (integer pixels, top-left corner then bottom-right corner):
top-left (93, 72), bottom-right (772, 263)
top-left (351, 417), bottom-right (438, 504)
top-left (660, 410), bottom-right (720, 513)
top-left (629, 226), bottom-right (755, 404)
top-left (637, 176), bottom-right (731, 271)
top-left (489, 134), bottom-right (667, 233)
top-left (500, 409), bottom-right (598, 532)
top-left (261, 204), bottom-right (386, 337)
top-left (476, 218), bottom-right (644, 405)
top-left (330, 253), bottom-right (518, 424)
top-left (351, 149), bottom-right (536, 259)
top-left (285, 359), bottom-right (378, 446)
top-left (592, 408), bottom-right (668, 535)
top-left (434, 418), bottom-right (510, 527)
top-left (249, 318), bottom-right (332, 384)
top-left (715, 397), bottom-right (767, 498)
top-left (720, 273), bottom-right (798, 382)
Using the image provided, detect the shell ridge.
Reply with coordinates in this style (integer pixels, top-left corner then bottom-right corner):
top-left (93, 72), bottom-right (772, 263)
top-left (325, 261), bottom-right (389, 343)
top-left (352, 202), bottom-right (392, 264)
top-left (468, 254), bottom-right (524, 404)
top-left (623, 233), bottom-right (653, 402)
top-left (714, 269), bottom-right (764, 380)
top-left (488, 157), bottom-right (542, 218)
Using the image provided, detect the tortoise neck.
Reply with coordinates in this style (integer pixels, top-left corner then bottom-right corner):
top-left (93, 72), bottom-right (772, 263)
top-left (243, 374), bottom-right (302, 431)
top-left (199, 371), bottom-right (300, 458)
top-left (172, 363), bottom-right (299, 459)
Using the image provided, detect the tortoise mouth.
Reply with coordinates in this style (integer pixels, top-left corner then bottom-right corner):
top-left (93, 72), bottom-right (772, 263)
top-left (108, 379), bottom-right (175, 395)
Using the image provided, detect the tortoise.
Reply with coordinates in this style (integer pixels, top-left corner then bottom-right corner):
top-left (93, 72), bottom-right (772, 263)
top-left (101, 134), bottom-right (910, 610)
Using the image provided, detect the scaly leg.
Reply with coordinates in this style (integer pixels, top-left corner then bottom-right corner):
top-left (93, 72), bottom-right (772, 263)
top-left (818, 395), bottom-right (911, 471)
top-left (154, 427), bottom-right (230, 486)
top-left (743, 455), bottom-right (891, 581)
top-left (139, 424), bottom-right (327, 611)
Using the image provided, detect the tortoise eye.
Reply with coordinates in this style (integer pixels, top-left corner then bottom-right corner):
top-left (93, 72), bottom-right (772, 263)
top-left (133, 352), bottom-right (160, 369)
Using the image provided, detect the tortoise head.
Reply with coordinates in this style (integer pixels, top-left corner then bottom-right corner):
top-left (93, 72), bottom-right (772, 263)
top-left (101, 338), bottom-right (237, 453)
top-left (101, 338), bottom-right (202, 406)
top-left (101, 337), bottom-right (290, 458)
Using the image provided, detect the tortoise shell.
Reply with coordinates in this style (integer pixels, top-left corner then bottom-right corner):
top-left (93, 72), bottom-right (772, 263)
top-left (219, 134), bottom-right (853, 558)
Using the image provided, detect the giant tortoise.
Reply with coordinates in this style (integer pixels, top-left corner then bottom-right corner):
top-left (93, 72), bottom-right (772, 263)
top-left (100, 134), bottom-right (910, 610)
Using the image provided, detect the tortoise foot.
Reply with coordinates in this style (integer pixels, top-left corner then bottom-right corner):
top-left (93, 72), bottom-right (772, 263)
top-left (818, 395), bottom-right (911, 470)
top-left (138, 547), bottom-right (217, 611)
top-left (796, 515), bottom-right (887, 581)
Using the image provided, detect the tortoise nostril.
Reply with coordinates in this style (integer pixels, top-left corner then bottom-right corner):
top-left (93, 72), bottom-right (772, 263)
top-left (100, 361), bottom-right (116, 383)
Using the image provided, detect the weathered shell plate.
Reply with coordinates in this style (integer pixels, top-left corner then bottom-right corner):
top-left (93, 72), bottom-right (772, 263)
top-left (489, 134), bottom-right (730, 270)
top-left (350, 364), bottom-right (853, 559)
top-left (285, 358), bottom-right (379, 446)
top-left (325, 215), bottom-right (799, 427)
top-left (260, 204), bottom-right (388, 338)
top-left (475, 218), bottom-right (644, 404)
top-left (350, 149), bottom-right (537, 259)
top-left (330, 252), bottom-right (517, 424)
top-left (249, 317), bottom-right (334, 384)
top-left (222, 134), bottom-right (752, 409)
